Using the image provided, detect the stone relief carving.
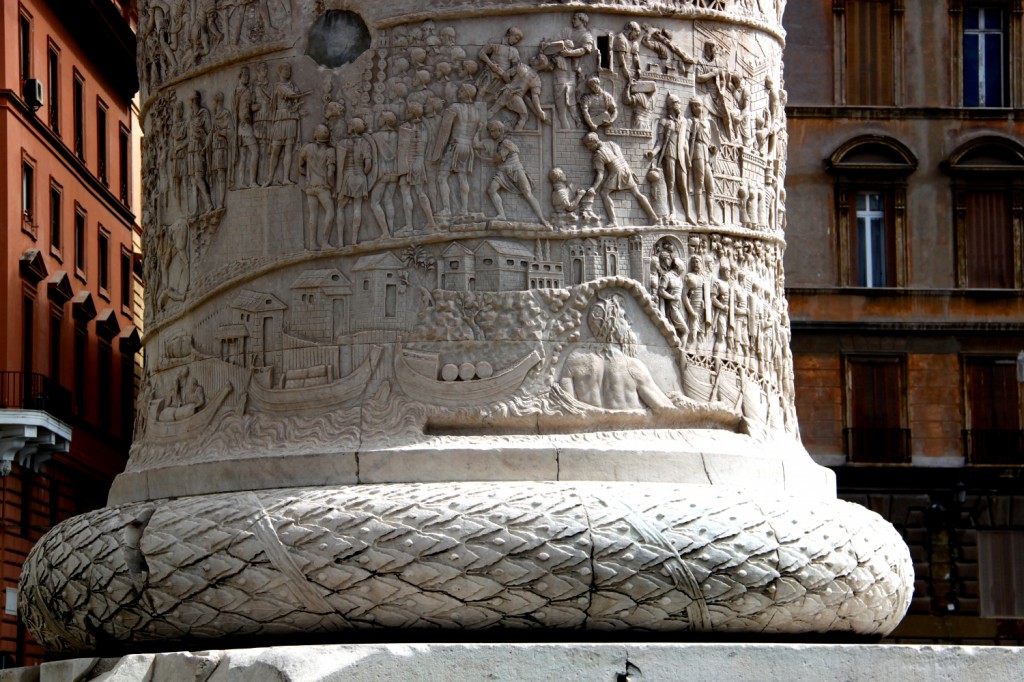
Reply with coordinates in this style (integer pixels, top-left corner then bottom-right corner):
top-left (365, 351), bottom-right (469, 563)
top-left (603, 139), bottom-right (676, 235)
top-left (134, 2), bottom-right (796, 457)
top-left (21, 3), bottom-right (917, 656)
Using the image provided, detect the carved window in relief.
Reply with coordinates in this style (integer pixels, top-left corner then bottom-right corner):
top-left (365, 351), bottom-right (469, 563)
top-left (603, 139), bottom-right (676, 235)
top-left (844, 355), bottom-right (910, 463)
top-left (835, 0), bottom-right (903, 105)
top-left (963, 356), bottom-right (1022, 464)
top-left (944, 136), bottom-right (1024, 289)
top-left (964, 6), bottom-right (1009, 106)
top-left (828, 136), bottom-right (916, 287)
top-left (978, 532), bottom-right (1024, 617)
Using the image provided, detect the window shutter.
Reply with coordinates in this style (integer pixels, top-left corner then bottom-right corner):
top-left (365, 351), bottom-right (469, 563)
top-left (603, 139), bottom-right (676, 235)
top-left (965, 190), bottom-right (1013, 288)
top-left (846, 0), bottom-right (894, 105)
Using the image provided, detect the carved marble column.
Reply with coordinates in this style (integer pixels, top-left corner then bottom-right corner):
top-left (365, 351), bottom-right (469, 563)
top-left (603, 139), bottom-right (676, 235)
top-left (20, 0), bottom-right (912, 653)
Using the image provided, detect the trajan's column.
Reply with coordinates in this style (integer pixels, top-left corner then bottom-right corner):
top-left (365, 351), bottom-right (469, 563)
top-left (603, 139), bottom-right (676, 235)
top-left (21, 0), bottom-right (912, 654)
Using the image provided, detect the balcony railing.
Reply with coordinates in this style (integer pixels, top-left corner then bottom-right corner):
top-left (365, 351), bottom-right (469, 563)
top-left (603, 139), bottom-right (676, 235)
top-left (0, 371), bottom-right (73, 424)
top-left (844, 427), bottom-right (912, 464)
top-left (962, 429), bottom-right (1024, 465)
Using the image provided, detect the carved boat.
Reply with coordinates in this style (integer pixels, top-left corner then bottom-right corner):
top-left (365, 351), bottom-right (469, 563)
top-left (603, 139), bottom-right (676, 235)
top-left (394, 346), bottom-right (541, 407)
top-left (146, 383), bottom-right (233, 443)
top-left (246, 346), bottom-right (382, 416)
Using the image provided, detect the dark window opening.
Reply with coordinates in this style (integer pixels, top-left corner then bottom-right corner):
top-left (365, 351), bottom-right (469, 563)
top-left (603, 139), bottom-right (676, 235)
top-left (306, 10), bottom-right (371, 68)
top-left (845, 0), bottom-right (894, 105)
top-left (845, 356), bottom-right (910, 463)
top-left (73, 73), bottom-right (84, 160)
top-left (98, 231), bottom-right (110, 292)
top-left (74, 209), bottom-right (86, 274)
top-left (49, 184), bottom-right (62, 252)
top-left (964, 6), bottom-right (1008, 107)
top-left (96, 102), bottom-right (108, 184)
top-left (47, 46), bottom-right (59, 133)
top-left (19, 14), bottom-right (31, 83)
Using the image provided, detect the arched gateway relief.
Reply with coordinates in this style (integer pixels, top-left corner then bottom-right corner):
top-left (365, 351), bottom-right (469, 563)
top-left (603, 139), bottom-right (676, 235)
top-left (131, 0), bottom-right (794, 465)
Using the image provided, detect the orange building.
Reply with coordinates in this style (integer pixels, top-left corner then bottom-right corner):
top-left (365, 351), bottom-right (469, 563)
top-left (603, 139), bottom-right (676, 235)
top-left (0, 0), bottom-right (139, 665)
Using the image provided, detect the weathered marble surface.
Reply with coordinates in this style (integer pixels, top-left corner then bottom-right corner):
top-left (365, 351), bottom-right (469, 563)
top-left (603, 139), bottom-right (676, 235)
top-left (5, 643), bottom-right (1024, 682)
top-left (19, 0), bottom-right (914, 652)
top-left (23, 483), bottom-right (909, 653)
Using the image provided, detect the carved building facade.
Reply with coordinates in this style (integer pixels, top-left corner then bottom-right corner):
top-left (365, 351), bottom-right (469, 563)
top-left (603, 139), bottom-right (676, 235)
top-left (784, 0), bottom-right (1024, 644)
top-left (0, 0), bottom-right (140, 665)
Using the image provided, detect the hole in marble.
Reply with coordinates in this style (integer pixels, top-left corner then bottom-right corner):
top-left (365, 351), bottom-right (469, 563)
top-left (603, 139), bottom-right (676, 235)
top-left (307, 10), bottom-right (371, 68)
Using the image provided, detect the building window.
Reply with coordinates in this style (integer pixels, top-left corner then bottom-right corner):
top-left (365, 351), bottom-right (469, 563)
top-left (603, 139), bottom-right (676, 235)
top-left (964, 6), bottom-right (1009, 107)
top-left (19, 11), bottom-right (32, 84)
top-left (98, 229), bottom-right (110, 294)
top-left (118, 125), bottom-right (130, 205)
top-left (96, 100), bottom-right (108, 184)
top-left (120, 248), bottom-right (132, 312)
top-left (828, 136), bottom-right (916, 287)
top-left (50, 313), bottom-right (62, 385)
top-left (978, 531), bottom-right (1024, 617)
top-left (47, 43), bottom-right (59, 133)
top-left (963, 357), bottom-right (1021, 464)
top-left (73, 71), bottom-right (84, 160)
top-left (852, 192), bottom-right (893, 286)
top-left (844, 355), bottom-right (910, 463)
top-left (74, 207), bottom-right (87, 277)
top-left (23, 296), bottom-right (35, 377)
top-left (49, 181), bottom-right (62, 254)
top-left (945, 136), bottom-right (1024, 289)
top-left (22, 157), bottom-right (36, 233)
top-left (835, 0), bottom-right (902, 105)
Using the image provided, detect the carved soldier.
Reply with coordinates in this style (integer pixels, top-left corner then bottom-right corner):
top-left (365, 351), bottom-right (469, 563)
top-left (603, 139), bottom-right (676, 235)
top-left (683, 254), bottom-right (711, 348)
top-left (251, 62), bottom-right (273, 184)
top-left (336, 117), bottom-right (373, 246)
top-left (624, 79), bottom-right (655, 130)
top-left (548, 167), bottom-right (591, 226)
top-left (170, 100), bottom-right (188, 212)
top-left (298, 124), bottom-right (336, 250)
top-left (433, 83), bottom-right (484, 218)
top-left (657, 252), bottom-right (688, 339)
top-left (733, 269), bottom-right (752, 360)
top-left (689, 98), bottom-right (719, 225)
top-left (649, 94), bottom-right (693, 223)
top-left (580, 77), bottom-right (617, 132)
top-left (484, 120), bottom-right (551, 227)
top-left (477, 27), bottom-right (523, 103)
top-left (265, 63), bottom-right (307, 185)
top-left (710, 265), bottom-right (734, 354)
top-left (540, 11), bottom-right (595, 129)
top-left (369, 111), bottom-right (400, 237)
top-left (396, 101), bottom-right (437, 233)
top-left (233, 67), bottom-right (259, 187)
top-left (583, 132), bottom-right (658, 227)
top-left (187, 91), bottom-right (214, 215)
top-left (210, 92), bottom-right (231, 210)
top-left (489, 61), bottom-right (549, 130)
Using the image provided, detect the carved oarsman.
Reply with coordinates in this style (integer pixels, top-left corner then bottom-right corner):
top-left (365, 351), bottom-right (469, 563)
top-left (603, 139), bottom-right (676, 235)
top-left (580, 76), bottom-right (617, 132)
top-left (583, 132), bottom-right (658, 227)
top-left (477, 27), bottom-right (523, 102)
top-left (187, 91), bottom-right (214, 215)
top-left (298, 124), bottom-right (336, 250)
top-left (540, 11), bottom-right (596, 129)
top-left (396, 101), bottom-right (437, 233)
top-left (683, 254), bottom-right (711, 348)
top-left (433, 83), bottom-right (484, 218)
top-left (649, 94), bottom-right (693, 223)
top-left (369, 111), bottom-right (400, 236)
top-left (233, 66), bottom-right (259, 187)
top-left (484, 120), bottom-right (551, 227)
top-left (689, 98), bottom-right (719, 225)
top-left (336, 117), bottom-right (373, 246)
